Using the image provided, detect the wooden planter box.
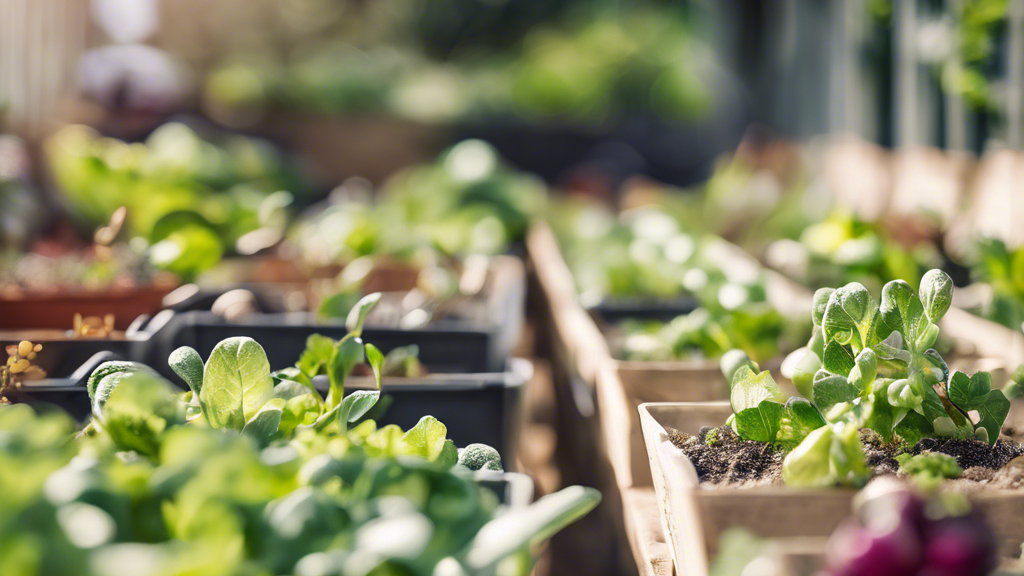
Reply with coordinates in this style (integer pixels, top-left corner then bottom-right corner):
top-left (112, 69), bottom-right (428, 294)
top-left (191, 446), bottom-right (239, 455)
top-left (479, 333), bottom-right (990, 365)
top-left (0, 285), bottom-right (175, 330)
top-left (529, 221), bottom-right (813, 489)
top-left (639, 402), bottom-right (1024, 576)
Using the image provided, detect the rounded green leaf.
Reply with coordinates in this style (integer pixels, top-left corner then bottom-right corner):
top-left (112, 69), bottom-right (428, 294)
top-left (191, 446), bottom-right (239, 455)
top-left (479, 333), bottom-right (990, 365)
top-left (345, 293), bottom-right (382, 336)
top-left (919, 269), bottom-right (953, 323)
top-left (88, 361), bottom-right (144, 402)
top-left (782, 425), bottom-right (833, 487)
top-left (201, 337), bottom-right (274, 430)
top-left (402, 416), bottom-right (449, 461)
top-left (720, 349), bottom-right (757, 385)
top-left (168, 346), bottom-right (204, 395)
top-left (812, 288), bottom-right (835, 327)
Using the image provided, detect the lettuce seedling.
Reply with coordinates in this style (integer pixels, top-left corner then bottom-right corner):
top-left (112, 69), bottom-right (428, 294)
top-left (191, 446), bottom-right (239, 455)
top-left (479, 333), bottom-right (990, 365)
top-left (722, 269), bottom-right (1009, 488)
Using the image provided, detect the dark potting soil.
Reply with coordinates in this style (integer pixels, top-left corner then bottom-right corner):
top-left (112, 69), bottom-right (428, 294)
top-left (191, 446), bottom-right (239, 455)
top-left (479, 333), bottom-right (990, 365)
top-left (667, 426), bottom-right (784, 487)
top-left (669, 426), bottom-right (1024, 489)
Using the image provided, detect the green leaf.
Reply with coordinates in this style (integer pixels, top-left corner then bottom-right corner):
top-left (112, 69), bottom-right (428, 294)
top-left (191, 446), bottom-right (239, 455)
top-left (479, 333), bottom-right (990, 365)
top-left (861, 381), bottom-right (896, 441)
top-left (367, 424), bottom-right (406, 457)
top-left (273, 380), bottom-right (317, 401)
top-left (93, 371), bottom-right (141, 418)
top-left (894, 410), bottom-right (932, 446)
top-left (168, 346), bottom-right (204, 395)
top-left (782, 425), bottom-right (833, 487)
top-left (822, 340), bottom-right (856, 376)
top-left (100, 372), bottom-right (186, 457)
top-left (780, 397), bottom-right (827, 444)
top-left (87, 361), bottom-right (144, 402)
top-left (279, 393), bottom-right (320, 436)
top-left (460, 486), bottom-right (601, 572)
top-left (947, 371), bottom-right (1010, 445)
top-left (830, 422), bottom-right (869, 486)
top-left (242, 399), bottom-right (284, 445)
top-left (847, 348), bottom-right (878, 392)
top-left (886, 377), bottom-right (925, 412)
top-left (340, 390), bottom-right (380, 425)
top-left (919, 269), bottom-right (953, 323)
top-left (326, 338), bottom-right (364, 408)
top-left (402, 416), bottom-right (449, 461)
top-left (147, 222), bottom-right (224, 283)
top-left (201, 337), bottom-right (274, 431)
top-left (733, 401), bottom-right (785, 443)
top-left (898, 452), bottom-right (962, 490)
top-left (721, 349), bottom-right (758, 385)
top-left (879, 279), bottom-right (929, 353)
top-left (316, 290), bottom-right (363, 322)
top-left (920, 384), bottom-right (949, 423)
top-left (297, 334), bottom-right (336, 379)
top-left (812, 369), bottom-right (860, 413)
top-left (812, 288), bottom-right (835, 327)
top-left (729, 366), bottom-right (784, 413)
top-left (345, 293), bottom-right (382, 337)
top-left (365, 343), bottom-right (384, 390)
top-left (437, 440), bottom-right (459, 469)
top-left (822, 283), bottom-right (878, 350)
top-left (783, 347), bottom-right (820, 399)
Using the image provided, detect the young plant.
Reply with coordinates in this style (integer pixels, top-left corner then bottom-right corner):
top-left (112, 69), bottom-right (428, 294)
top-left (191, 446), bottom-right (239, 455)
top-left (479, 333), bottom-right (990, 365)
top-left (722, 270), bottom-right (1010, 488)
top-left (1, 386), bottom-right (600, 576)
top-left (87, 293), bottom-right (487, 469)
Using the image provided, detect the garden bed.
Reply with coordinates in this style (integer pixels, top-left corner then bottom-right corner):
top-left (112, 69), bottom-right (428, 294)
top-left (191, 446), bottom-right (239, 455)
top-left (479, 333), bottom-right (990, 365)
top-left (141, 256), bottom-right (525, 375)
top-left (640, 402), bottom-right (1024, 575)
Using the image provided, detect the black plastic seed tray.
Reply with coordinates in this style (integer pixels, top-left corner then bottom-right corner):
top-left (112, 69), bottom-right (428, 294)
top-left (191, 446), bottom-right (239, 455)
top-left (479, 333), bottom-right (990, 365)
top-left (6, 350), bottom-right (122, 420)
top-left (139, 310), bottom-right (512, 378)
top-left (0, 315), bottom-right (156, 380)
top-left (584, 294), bottom-right (700, 323)
top-left (312, 358), bottom-right (529, 467)
top-left (9, 353), bottom-right (528, 470)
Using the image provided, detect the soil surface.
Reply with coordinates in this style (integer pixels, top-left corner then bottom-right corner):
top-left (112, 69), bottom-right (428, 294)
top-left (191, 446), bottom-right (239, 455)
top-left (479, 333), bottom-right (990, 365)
top-left (668, 426), bottom-right (784, 487)
top-left (669, 426), bottom-right (1024, 490)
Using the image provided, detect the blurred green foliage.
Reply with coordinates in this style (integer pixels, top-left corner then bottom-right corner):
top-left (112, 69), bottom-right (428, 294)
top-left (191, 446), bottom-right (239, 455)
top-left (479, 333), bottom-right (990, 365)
top-left (549, 197), bottom-right (804, 363)
top-left (46, 123), bottom-right (307, 281)
top-left (0, 312), bottom-right (600, 576)
top-left (968, 237), bottom-right (1024, 332)
top-left (204, 7), bottom-right (714, 126)
top-left (292, 140), bottom-right (545, 268)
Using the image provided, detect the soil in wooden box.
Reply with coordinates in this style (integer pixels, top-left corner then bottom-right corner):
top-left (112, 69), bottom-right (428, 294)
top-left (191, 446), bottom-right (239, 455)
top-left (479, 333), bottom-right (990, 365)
top-left (669, 425), bottom-right (1024, 490)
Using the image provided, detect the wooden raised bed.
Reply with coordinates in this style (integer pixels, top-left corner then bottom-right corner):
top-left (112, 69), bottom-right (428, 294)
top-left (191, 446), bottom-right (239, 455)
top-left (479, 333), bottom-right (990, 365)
top-left (640, 402), bottom-right (1024, 576)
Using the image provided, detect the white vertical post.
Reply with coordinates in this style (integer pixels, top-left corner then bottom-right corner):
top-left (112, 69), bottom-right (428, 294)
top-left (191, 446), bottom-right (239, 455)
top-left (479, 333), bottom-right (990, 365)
top-left (829, 0), bottom-right (849, 134)
top-left (946, 0), bottom-right (968, 150)
top-left (896, 0), bottom-right (919, 148)
top-left (0, 0), bottom-right (89, 139)
top-left (1007, 0), bottom-right (1024, 149)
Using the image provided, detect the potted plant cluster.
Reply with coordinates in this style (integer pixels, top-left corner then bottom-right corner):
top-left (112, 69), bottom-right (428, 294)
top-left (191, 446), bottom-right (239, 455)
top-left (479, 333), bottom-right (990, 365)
top-left (641, 269), bottom-right (1024, 575)
top-left (0, 291), bottom-right (600, 576)
top-left (531, 193), bottom-right (813, 489)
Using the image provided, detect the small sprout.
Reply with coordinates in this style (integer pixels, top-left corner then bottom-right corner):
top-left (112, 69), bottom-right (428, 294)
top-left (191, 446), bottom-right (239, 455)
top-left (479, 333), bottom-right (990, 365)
top-left (897, 451), bottom-right (962, 491)
top-left (705, 428), bottom-right (720, 446)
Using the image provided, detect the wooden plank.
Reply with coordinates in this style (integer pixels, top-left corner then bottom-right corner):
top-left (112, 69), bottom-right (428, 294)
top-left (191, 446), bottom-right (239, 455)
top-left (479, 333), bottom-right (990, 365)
top-left (624, 487), bottom-right (675, 576)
